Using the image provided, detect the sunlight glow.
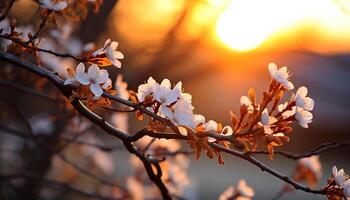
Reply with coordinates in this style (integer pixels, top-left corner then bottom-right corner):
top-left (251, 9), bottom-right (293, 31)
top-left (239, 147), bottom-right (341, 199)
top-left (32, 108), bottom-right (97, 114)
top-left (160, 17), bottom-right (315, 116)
top-left (216, 0), bottom-right (348, 51)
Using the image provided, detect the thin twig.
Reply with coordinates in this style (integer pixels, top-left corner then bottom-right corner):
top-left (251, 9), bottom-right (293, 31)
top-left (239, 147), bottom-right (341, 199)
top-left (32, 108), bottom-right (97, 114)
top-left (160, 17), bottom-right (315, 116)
top-left (24, 10), bottom-right (53, 45)
top-left (249, 141), bottom-right (350, 159)
top-left (0, 0), bottom-right (15, 22)
top-left (211, 143), bottom-right (328, 195)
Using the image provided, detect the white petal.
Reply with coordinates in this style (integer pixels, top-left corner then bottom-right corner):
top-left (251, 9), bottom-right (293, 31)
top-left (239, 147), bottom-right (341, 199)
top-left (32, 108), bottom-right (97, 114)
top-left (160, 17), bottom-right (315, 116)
top-left (304, 97), bottom-right (314, 111)
top-left (115, 51), bottom-right (124, 59)
top-left (159, 105), bottom-right (173, 119)
top-left (297, 86), bottom-right (308, 98)
top-left (285, 81), bottom-right (294, 90)
top-left (90, 84), bottom-right (103, 97)
top-left (160, 79), bottom-right (171, 88)
top-left (192, 114), bottom-right (205, 127)
top-left (203, 120), bottom-right (218, 131)
top-left (102, 79), bottom-right (112, 89)
top-left (97, 69), bottom-right (109, 84)
top-left (88, 64), bottom-right (100, 78)
top-left (222, 126), bottom-right (233, 136)
top-left (112, 59), bottom-right (122, 68)
top-left (76, 73), bottom-right (90, 85)
top-left (76, 63), bottom-right (85, 74)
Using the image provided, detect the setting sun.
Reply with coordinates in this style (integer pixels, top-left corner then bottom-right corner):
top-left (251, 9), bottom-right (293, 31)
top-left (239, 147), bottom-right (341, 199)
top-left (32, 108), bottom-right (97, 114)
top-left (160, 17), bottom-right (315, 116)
top-left (215, 0), bottom-right (350, 52)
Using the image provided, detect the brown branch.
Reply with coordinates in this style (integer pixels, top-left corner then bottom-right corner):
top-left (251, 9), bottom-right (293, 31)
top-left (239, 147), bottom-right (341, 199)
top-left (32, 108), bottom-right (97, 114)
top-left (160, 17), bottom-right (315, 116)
top-left (0, 52), bottom-right (172, 199)
top-left (0, 34), bottom-right (87, 62)
top-left (25, 10), bottom-right (53, 45)
top-left (249, 140), bottom-right (350, 159)
top-left (210, 143), bottom-right (328, 195)
top-left (0, 0), bottom-right (15, 22)
top-left (0, 50), bottom-right (341, 199)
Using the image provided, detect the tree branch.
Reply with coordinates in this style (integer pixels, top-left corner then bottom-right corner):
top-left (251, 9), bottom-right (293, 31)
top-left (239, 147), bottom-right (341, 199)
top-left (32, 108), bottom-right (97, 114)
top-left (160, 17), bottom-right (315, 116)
top-left (249, 141), bottom-right (350, 159)
top-left (210, 143), bottom-right (328, 195)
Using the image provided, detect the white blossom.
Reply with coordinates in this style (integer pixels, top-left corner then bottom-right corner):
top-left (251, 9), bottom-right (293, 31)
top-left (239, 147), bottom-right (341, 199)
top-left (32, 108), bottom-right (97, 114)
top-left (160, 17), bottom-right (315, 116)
top-left (332, 166), bottom-right (347, 187)
top-left (295, 108), bottom-right (313, 128)
top-left (64, 63), bottom-right (110, 97)
top-left (298, 156), bottom-right (322, 179)
top-left (259, 108), bottom-right (277, 134)
top-left (154, 79), bottom-right (182, 117)
top-left (295, 86), bottom-right (314, 111)
top-left (92, 39), bottom-right (124, 68)
top-left (168, 98), bottom-right (202, 128)
top-left (39, 0), bottom-right (67, 11)
top-left (268, 62), bottom-right (294, 90)
top-left (137, 77), bottom-right (157, 102)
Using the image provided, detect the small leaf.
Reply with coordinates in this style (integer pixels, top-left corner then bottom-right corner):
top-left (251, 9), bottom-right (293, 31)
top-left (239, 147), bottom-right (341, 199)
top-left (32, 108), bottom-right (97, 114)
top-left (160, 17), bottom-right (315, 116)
top-left (248, 88), bottom-right (256, 103)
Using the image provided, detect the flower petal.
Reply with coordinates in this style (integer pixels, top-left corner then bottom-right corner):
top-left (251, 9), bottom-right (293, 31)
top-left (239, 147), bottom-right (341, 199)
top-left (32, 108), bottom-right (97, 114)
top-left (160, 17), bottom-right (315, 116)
top-left (97, 69), bottom-right (109, 84)
top-left (76, 73), bottom-right (90, 85)
top-left (76, 63), bottom-right (85, 74)
top-left (90, 84), bottom-right (103, 97)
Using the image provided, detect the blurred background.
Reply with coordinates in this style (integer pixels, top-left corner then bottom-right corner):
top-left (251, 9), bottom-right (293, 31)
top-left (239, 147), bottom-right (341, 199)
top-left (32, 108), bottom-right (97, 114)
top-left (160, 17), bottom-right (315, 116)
top-left (2, 0), bottom-right (350, 199)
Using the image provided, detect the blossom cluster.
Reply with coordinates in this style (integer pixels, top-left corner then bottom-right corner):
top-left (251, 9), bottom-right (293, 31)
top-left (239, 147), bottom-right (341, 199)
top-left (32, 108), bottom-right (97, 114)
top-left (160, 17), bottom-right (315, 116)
top-left (328, 166), bottom-right (350, 200)
top-left (229, 63), bottom-right (315, 158)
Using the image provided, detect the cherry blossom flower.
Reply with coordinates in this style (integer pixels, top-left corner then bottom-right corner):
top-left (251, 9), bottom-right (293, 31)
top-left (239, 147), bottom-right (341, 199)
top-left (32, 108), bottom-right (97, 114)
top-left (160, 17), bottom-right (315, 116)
top-left (295, 108), bottom-right (313, 128)
top-left (240, 95), bottom-right (254, 113)
top-left (167, 98), bottom-right (204, 128)
top-left (64, 63), bottom-right (111, 97)
top-left (332, 166), bottom-right (347, 187)
top-left (137, 77), bottom-right (157, 102)
top-left (39, 0), bottom-right (67, 11)
top-left (298, 156), bottom-right (322, 179)
top-left (92, 39), bottom-right (124, 68)
top-left (259, 108), bottom-right (277, 134)
top-left (268, 62), bottom-right (294, 90)
top-left (154, 79), bottom-right (182, 117)
top-left (295, 86), bottom-right (314, 111)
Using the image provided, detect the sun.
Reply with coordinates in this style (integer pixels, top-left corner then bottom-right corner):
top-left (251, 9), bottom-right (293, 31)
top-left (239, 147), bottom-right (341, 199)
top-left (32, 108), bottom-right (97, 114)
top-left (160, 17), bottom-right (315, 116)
top-left (216, 0), bottom-right (278, 51)
top-left (215, 0), bottom-right (346, 52)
